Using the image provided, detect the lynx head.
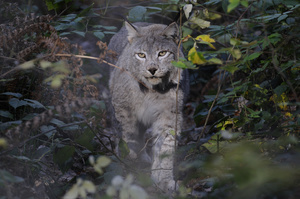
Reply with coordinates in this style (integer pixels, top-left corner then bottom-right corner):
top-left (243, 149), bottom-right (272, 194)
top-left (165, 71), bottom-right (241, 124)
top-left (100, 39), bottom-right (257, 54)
top-left (123, 21), bottom-right (182, 91)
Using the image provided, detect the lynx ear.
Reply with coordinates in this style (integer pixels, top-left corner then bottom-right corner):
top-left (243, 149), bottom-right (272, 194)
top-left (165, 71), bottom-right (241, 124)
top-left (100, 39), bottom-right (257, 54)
top-left (161, 22), bottom-right (179, 43)
top-left (125, 21), bottom-right (139, 43)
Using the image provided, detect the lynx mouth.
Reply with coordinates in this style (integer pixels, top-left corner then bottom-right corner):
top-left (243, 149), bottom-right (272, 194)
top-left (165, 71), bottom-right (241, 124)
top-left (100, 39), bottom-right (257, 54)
top-left (146, 76), bottom-right (163, 85)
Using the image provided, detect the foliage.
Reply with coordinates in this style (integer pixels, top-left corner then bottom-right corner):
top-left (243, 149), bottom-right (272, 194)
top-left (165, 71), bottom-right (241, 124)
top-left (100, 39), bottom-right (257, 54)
top-left (173, 0), bottom-right (300, 198)
top-left (0, 0), bottom-right (299, 199)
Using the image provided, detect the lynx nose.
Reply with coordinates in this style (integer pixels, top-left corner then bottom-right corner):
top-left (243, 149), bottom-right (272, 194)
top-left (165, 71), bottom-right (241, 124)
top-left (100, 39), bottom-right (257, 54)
top-left (148, 68), bottom-right (157, 75)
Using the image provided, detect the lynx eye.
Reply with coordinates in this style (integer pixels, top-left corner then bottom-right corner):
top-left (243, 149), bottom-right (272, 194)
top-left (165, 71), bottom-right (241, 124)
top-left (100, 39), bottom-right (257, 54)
top-left (158, 51), bottom-right (169, 58)
top-left (158, 51), bottom-right (167, 56)
top-left (137, 53), bottom-right (146, 58)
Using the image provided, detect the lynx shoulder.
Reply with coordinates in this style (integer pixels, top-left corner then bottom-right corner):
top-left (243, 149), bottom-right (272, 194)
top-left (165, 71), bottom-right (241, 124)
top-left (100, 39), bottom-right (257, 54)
top-left (108, 21), bottom-right (189, 192)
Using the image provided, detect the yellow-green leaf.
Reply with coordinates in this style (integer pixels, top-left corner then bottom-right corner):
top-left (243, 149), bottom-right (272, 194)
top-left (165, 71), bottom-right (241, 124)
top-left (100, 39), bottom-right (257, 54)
top-left (196, 35), bottom-right (216, 49)
top-left (40, 61), bottom-right (53, 69)
top-left (230, 38), bottom-right (240, 46)
top-left (82, 180), bottom-right (96, 193)
top-left (96, 156), bottom-right (111, 168)
top-left (189, 17), bottom-right (210, 29)
top-left (169, 130), bottom-right (175, 136)
top-left (240, 0), bottom-right (248, 7)
top-left (19, 60), bottom-right (35, 69)
top-left (230, 49), bottom-right (242, 60)
top-left (51, 75), bottom-right (64, 88)
top-left (270, 93), bottom-right (288, 111)
top-left (221, 65), bottom-right (239, 74)
top-left (52, 61), bottom-right (71, 74)
top-left (188, 47), bottom-right (207, 65)
top-left (196, 35), bottom-right (216, 43)
top-left (63, 184), bottom-right (79, 199)
top-left (0, 138), bottom-right (8, 148)
top-left (227, 0), bottom-right (240, 13)
top-left (208, 12), bottom-right (221, 20)
top-left (208, 58), bottom-right (222, 65)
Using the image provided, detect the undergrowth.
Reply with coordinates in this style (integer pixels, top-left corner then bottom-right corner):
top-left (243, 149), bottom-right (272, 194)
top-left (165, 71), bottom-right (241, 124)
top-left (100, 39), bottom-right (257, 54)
top-left (0, 0), bottom-right (299, 199)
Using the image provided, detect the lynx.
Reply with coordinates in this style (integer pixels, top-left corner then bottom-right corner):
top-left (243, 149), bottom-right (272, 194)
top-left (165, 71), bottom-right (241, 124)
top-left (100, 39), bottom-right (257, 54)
top-left (108, 21), bottom-right (189, 192)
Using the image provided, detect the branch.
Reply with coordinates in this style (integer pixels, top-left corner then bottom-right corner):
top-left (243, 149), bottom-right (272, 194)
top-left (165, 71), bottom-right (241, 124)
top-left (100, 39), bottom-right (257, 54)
top-left (55, 53), bottom-right (154, 92)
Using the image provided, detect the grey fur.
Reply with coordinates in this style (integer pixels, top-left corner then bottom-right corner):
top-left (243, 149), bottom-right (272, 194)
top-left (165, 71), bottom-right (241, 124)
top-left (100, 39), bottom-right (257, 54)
top-left (108, 22), bottom-right (189, 192)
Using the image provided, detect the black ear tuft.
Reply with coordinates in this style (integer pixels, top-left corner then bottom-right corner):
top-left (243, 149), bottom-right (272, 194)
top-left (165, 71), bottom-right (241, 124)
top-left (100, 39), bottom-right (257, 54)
top-left (161, 22), bottom-right (179, 43)
top-left (124, 21), bottom-right (139, 43)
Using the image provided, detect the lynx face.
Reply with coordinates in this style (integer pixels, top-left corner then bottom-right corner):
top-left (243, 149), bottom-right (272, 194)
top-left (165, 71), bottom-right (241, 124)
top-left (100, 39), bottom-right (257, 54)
top-left (124, 22), bottom-right (181, 90)
top-left (135, 49), bottom-right (174, 85)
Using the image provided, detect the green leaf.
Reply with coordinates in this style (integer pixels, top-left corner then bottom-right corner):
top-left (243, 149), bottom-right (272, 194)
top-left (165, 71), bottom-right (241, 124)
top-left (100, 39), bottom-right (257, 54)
top-left (208, 58), bottom-right (223, 64)
top-left (77, 3), bottom-right (94, 17)
top-left (128, 6), bottom-right (147, 21)
top-left (102, 26), bottom-right (117, 30)
top-left (9, 98), bottom-right (29, 109)
top-left (40, 125), bottom-right (56, 137)
top-left (227, 0), bottom-right (240, 12)
top-left (119, 138), bottom-right (130, 158)
top-left (244, 52), bottom-right (262, 61)
top-left (251, 61), bottom-right (269, 74)
top-left (172, 59), bottom-right (197, 69)
top-left (93, 31), bottom-right (105, 40)
top-left (1, 92), bottom-right (22, 98)
top-left (221, 65), bottom-right (239, 74)
top-left (0, 169), bottom-right (24, 184)
top-left (93, 25), bottom-right (117, 30)
top-left (55, 23), bottom-right (70, 31)
top-left (277, 14), bottom-right (288, 22)
top-left (24, 99), bottom-right (46, 109)
top-left (75, 130), bottom-right (94, 151)
top-left (0, 121), bottom-right (21, 132)
top-left (45, 1), bottom-right (58, 11)
top-left (268, 33), bottom-right (282, 45)
top-left (274, 84), bottom-right (288, 96)
top-left (0, 110), bottom-right (13, 119)
top-left (59, 14), bottom-right (77, 22)
top-left (53, 145), bottom-right (75, 172)
top-left (103, 31), bottom-right (116, 35)
top-left (72, 30), bottom-right (85, 37)
top-left (50, 118), bottom-right (66, 126)
top-left (172, 61), bottom-right (187, 69)
top-left (246, 107), bottom-right (261, 118)
top-left (240, 0), bottom-right (248, 7)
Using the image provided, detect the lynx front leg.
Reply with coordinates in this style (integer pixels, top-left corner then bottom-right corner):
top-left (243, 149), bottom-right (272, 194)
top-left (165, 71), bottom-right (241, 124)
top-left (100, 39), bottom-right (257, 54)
top-left (151, 114), bottom-right (181, 192)
top-left (115, 109), bottom-right (151, 165)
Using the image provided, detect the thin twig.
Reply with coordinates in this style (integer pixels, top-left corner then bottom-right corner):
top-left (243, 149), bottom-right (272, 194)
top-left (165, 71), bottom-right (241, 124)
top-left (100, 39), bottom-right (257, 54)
top-left (55, 53), bottom-right (154, 92)
top-left (197, 70), bottom-right (225, 141)
top-left (85, 123), bottom-right (131, 169)
top-left (138, 135), bottom-right (155, 156)
top-left (197, 4), bottom-right (253, 141)
top-left (174, 9), bottom-right (183, 191)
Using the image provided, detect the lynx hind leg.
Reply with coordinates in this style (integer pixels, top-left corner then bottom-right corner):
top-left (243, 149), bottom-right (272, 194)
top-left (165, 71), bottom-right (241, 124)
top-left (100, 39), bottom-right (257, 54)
top-left (151, 126), bottom-right (178, 192)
